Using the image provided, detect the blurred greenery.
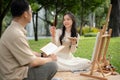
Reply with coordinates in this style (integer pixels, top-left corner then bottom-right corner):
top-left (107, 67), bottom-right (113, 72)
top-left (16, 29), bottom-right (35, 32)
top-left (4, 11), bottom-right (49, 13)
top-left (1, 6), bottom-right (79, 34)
top-left (77, 26), bottom-right (99, 36)
top-left (84, 33), bottom-right (97, 37)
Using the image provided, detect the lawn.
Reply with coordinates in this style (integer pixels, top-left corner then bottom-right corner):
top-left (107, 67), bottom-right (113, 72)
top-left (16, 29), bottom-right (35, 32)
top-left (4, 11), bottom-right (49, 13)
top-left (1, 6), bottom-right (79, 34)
top-left (29, 37), bottom-right (120, 73)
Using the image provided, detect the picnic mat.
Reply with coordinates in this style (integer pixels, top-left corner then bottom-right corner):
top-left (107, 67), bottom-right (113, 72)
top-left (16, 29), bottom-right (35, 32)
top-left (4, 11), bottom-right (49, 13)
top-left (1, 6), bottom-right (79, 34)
top-left (53, 71), bottom-right (120, 80)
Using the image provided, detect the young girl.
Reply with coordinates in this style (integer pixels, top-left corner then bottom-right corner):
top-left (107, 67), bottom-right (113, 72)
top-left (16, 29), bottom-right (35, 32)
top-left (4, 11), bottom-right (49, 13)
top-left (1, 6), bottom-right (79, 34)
top-left (50, 12), bottom-right (91, 71)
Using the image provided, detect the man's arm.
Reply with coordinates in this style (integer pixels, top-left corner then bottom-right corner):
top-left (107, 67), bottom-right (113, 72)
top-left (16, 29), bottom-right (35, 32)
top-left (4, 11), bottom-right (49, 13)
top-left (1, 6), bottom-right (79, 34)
top-left (29, 54), bottom-right (57, 67)
top-left (32, 51), bottom-right (41, 57)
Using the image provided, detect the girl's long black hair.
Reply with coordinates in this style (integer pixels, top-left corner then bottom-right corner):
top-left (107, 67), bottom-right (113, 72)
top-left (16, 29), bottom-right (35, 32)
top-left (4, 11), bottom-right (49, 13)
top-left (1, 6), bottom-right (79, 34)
top-left (59, 12), bottom-right (78, 45)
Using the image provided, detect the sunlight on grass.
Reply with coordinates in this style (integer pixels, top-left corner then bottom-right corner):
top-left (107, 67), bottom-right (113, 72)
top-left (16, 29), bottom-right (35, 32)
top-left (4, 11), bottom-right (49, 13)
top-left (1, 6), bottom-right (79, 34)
top-left (29, 37), bottom-right (120, 73)
top-left (29, 38), bottom-right (51, 52)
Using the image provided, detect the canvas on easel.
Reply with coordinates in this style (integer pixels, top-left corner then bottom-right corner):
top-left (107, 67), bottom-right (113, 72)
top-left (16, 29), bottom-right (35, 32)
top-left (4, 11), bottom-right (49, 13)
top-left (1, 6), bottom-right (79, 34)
top-left (80, 4), bottom-right (114, 80)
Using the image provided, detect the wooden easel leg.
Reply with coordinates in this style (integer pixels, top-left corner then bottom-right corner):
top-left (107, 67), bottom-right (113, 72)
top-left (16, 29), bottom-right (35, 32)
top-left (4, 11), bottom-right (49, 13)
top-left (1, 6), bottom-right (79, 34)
top-left (90, 60), bottom-right (96, 75)
top-left (96, 60), bottom-right (105, 77)
top-left (80, 73), bottom-right (108, 80)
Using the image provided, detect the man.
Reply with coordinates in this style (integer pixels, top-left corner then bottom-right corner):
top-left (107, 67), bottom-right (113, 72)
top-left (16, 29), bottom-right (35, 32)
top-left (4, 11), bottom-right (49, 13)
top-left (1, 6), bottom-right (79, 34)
top-left (0, 0), bottom-right (57, 80)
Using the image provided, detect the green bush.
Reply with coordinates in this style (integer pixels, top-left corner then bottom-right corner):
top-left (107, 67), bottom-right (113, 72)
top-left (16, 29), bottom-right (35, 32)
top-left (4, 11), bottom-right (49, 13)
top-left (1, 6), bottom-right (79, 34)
top-left (82, 26), bottom-right (99, 35)
top-left (77, 26), bottom-right (99, 36)
top-left (82, 26), bottom-right (90, 35)
top-left (91, 27), bottom-right (99, 33)
top-left (84, 33), bottom-right (97, 37)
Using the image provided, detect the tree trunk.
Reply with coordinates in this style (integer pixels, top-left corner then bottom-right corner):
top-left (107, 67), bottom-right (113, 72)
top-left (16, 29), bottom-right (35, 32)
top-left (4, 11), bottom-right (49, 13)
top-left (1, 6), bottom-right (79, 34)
top-left (0, 0), bottom-right (13, 37)
top-left (54, 14), bottom-right (57, 27)
top-left (54, 0), bottom-right (58, 27)
top-left (44, 8), bottom-right (50, 36)
top-left (35, 12), bottom-right (38, 41)
top-left (109, 0), bottom-right (120, 37)
top-left (79, 0), bottom-right (84, 35)
top-left (0, 20), bottom-right (2, 37)
top-left (89, 12), bottom-right (95, 27)
top-left (32, 12), bottom-right (38, 41)
top-left (0, 0), bottom-right (2, 37)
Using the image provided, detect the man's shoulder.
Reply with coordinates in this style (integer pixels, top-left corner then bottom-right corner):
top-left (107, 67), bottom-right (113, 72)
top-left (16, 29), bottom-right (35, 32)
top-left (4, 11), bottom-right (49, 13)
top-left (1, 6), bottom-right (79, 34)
top-left (1, 26), bottom-right (25, 43)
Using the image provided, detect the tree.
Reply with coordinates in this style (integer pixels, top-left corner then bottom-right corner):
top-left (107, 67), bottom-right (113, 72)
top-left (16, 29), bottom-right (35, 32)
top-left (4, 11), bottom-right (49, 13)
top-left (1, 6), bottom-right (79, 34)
top-left (34, 0), bottom-right (106, 36)
top-left (0, 0), bottom-right (109, 38)
top-left (109, 0), bottom-right (120, 37)
top-left (78, 0), bottom-right (105, 35)
top-left (37, 0), bottom-right (80, 26)
top-left (95, 0), bottom-right (110, 28)
top-left (36, 0), bottom-right (81, 36)
top-left (0, 0), bottom-right (13, 37)
top-left (31, 0), bottom-right (54, 40)
top-left (31, 2), bottom-right (40, 41)
top-left (0, 0), bottom-right (39, 39)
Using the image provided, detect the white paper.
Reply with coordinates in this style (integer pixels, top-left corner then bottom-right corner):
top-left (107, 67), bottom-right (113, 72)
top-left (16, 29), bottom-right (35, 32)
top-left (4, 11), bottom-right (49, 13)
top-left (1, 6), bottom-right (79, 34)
top-left (40, 42), bottom-right (64, 55)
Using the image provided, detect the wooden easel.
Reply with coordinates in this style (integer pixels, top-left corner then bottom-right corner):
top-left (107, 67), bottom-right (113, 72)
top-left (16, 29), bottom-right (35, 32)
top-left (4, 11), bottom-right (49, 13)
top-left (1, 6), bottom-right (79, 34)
top-left (80, 4), bottom-right (113, 80)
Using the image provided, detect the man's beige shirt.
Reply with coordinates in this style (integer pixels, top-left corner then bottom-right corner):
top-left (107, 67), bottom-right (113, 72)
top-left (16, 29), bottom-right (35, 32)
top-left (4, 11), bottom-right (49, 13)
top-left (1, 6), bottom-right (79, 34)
top-left (0, 21), bottom-right (36, 80)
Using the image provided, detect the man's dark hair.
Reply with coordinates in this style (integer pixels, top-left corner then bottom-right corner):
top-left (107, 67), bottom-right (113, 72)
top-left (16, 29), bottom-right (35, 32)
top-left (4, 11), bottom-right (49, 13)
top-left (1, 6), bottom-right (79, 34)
top-left (11, 0), bottom-right (29, 17)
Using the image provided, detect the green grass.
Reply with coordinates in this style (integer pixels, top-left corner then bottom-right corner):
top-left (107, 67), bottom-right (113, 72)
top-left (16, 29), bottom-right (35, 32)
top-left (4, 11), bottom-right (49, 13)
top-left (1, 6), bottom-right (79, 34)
top-left (29, 37), bottom-right (120, 73)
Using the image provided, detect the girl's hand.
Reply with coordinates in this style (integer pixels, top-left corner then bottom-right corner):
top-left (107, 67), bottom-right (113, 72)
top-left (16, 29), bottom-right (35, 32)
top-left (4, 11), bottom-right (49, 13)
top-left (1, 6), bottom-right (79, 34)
top-left (68, 37), bottom-right (77, 45)
top-left (50, 26), bottom-right (56, 37)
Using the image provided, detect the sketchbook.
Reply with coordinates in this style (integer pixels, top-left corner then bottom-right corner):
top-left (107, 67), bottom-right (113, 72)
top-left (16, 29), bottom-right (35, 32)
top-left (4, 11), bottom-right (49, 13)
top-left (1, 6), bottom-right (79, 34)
top-left (40, 42), bottom-right (64, 55)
